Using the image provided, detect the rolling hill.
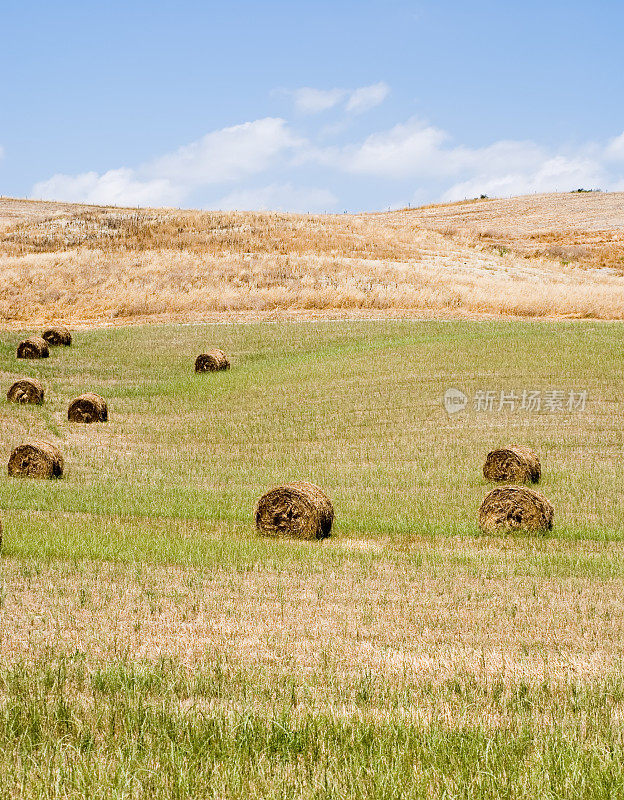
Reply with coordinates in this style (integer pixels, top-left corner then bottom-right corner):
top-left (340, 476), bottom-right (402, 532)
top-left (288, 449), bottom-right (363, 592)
top-left (1, 191), bottom-right (623, 326)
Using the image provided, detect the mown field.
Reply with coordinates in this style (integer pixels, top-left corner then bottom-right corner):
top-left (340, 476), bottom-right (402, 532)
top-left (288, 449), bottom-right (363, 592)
top-left (2, 319), bottom-right (624, 798)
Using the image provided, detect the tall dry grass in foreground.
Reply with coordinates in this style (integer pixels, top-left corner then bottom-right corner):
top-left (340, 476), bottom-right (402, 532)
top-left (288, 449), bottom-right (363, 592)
top-left (1, 193), bottom-right (624, 324)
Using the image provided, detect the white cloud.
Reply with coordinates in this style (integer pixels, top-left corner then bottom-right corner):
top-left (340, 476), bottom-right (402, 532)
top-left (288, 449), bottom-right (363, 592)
top-left (310, 117), bottom-right (624, 201)
top-left (291, 88), bottom-right (346, 115)
top-left (345, 81), bottom-right (390, 114)
top-left (31, 168), bottom-right (183, 207)
top-left (0, 144), bottom-right (4, 161)
top-left (325, 119), bottom-right (451, 177)
top-left (211, 183), bottom-right (338, 212)
top-left (288, 82), bottom-right (389, 115)
top-left (148, 118), bottom-right (302, 185)
top-left (441, 155), bottom-right (604, 202)
top-left (30, 118), bottom-right (303, 207)
top-left (606, 132), bottom-right (624, 161)
top-left (311, 119), bottom-right (548, 179)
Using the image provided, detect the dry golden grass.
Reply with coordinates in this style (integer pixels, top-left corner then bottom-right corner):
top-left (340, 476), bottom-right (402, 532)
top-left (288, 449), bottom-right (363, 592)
top-left (2, 192), bottom-right (624, 325)
top-left (404, 190), bottom-right (624, 271)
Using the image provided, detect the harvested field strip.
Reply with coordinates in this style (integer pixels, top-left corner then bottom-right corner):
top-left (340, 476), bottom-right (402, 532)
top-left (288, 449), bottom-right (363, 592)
top-left (3, 544), bottom-right (624, 675)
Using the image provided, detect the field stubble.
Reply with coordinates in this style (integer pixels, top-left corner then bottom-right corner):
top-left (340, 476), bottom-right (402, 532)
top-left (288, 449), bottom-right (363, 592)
top-left (2, 319), bottom-right (624, 797)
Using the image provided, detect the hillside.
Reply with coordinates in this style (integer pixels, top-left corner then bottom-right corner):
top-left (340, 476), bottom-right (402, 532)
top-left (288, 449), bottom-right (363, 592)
top-left (1, 191), bottom-right (623, 326)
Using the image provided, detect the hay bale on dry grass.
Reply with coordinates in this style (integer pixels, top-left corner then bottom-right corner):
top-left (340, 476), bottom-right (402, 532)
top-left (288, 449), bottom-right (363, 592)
top-left (478, 486), bottom-right (554, 535)
top-left (7, 378), bottom-right (44, 405)
top-left (483, 447), bottom-right (541, 483)
top-left (42, 327), bottom-right (72, 346)
top-left (8, 440), bottom-right (64, 479)
top-left (68, 393), bottom-right (108, 423)
top-left (255, 481), bottom-right (334, 540)
top-left (17, 337), bottom-right (49, 359)
top-left (195, 349), bottom-right (230, 372)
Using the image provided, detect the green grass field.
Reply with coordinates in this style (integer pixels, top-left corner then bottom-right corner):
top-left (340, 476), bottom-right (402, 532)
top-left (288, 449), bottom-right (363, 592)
top-left (2, 319), bottom-right (624, 798)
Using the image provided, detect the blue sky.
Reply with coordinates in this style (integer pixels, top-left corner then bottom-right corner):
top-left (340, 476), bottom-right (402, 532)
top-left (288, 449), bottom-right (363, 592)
top-left (1, 0), bottom-right (623, 211)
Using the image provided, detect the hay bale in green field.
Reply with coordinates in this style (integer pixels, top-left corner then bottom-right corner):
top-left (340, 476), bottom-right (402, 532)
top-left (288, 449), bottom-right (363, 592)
top-left (195, 349), bottom-right (230, 372)
top-left (478, 485), bottom-right (553, 535)
top-left (68, 393), bottom-right (108, 423)
top-left (483, 446), bottom-right (541, 483)
top-left (255, 481), bottom-right (334, 540)
top-left (8, 440), bottom-right (64, 479)
top-left (17, 337), bottom-right (49, 359)
top-left (7, 378), bottom-right (44, 405)
top-left (42, 326), bottom-right (72, 346)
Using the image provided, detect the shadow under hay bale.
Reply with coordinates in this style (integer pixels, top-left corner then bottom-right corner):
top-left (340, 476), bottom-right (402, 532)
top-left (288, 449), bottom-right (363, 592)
top-left (255, 481), bottom-right (334, 540)
top-left (483, 447), bottom-right (541, 483)
top-left (68, 393), bottom-right (108, 423)
top-left (195, 349), bottom-right (230, 372)
top-left (42, 327), bottom-right (71, 346)
top-left (17, 336), bottom-right (49, 359)
top-left (478, 486), bottom-right (553, 535)
top-left (7, 378), bottom-right (44, 405)
top-left (8, 440), bottom-right (64, 479)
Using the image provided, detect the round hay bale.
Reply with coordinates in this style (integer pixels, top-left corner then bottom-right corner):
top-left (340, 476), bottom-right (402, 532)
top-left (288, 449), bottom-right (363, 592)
top-left (8, 440), bottom-right (64, 479)
top-left (16, 336), bottom-right (49, 359)
top-left (42, 326), bottom-right (71, 346)
top-left (195, 349), bottom-right (230, 372)
top-left (7, 378), bottom-right (44, 405)
top-left (478, 486), bottom-right (553, 535)
top-left (483, 447), bottom-right (541, 483)
top-left (255, 481), bottom-right (334, 540)
top-left (68, 393), bottom-right (108, 423)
